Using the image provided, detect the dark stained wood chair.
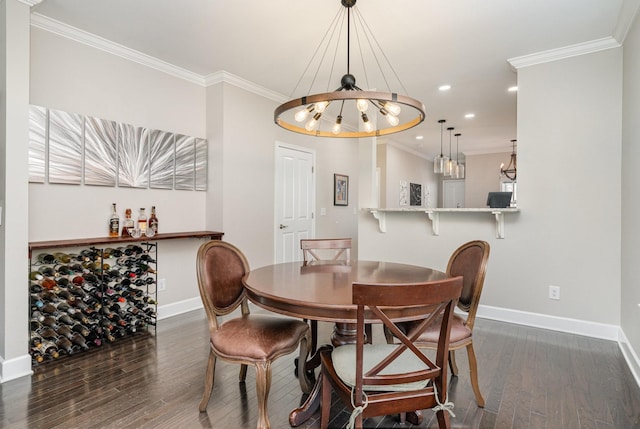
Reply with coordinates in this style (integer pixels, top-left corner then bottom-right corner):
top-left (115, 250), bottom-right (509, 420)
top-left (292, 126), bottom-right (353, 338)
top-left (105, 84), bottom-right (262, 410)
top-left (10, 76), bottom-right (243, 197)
top-left (300, 238), bottom-right (353, 352)
top-left (320, 276), bottom-right (463, 429)
top-left (196, 240), bottom-right (312, 429)
top-left (384, 240), bottom-right (491, 407)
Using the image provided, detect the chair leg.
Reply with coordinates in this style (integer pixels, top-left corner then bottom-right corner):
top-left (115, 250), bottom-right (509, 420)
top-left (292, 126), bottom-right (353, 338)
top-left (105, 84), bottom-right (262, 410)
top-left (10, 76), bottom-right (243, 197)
top-left (320, 371), bottom-right (332, 429)
top-left (297, 330), bottom-right (313, 394)
top-left (310, 320), bottom-right (318, 354)
top-left (448, 350), bottom-right (459, 376)
top-left (435, 406), bottom-right (452, 429)
top-left (466, 343), bottom-right (485, 407)
top-left (239, 364), bottom-right (248, 382)
top-left (199, 350), bottom-right (217, 412)
top-left (255, 361), bottom-right (273, 429)
top-left (383, 325), bottom-right (394, 344)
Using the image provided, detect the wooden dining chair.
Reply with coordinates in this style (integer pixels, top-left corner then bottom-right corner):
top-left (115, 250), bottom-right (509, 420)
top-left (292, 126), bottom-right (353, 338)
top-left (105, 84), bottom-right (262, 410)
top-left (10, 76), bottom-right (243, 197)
top-left (320, 276), bottom-right (463, 429)
top-left (196, 240), bottom-right (312, 429)
top-left (384, 240), bottom-right (491, 407)
top-left (300, 238), bottom-right (353, 352)
top-left (301, 237), bottom-right (352, 266)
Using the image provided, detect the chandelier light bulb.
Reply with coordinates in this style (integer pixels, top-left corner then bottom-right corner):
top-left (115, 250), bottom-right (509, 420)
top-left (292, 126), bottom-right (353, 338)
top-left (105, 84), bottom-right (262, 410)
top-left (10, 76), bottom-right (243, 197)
top-left (305, 113), bottom-right (322, 131)
top-left (314, 101), bottom-right (330, 113)
top-left (381, 101), bottom-right (401, 116)
top-left (361, 113), bottom-right (373, 132)
top-left (332, 115), bottom-right (343, 134)
top-left (357, 98), bottom-right (369, 112)
top-left (384, 112), bottom-right (399, 126)
top-left (294, 106), bottom-right (313, 122)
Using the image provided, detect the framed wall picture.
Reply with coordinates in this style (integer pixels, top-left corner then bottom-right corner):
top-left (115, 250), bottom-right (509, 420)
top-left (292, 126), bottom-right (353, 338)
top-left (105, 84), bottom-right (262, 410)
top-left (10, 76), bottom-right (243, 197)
top-left (410, 182), bottom-right (422, 206)
top-left (334, 174), bottom-right (349, 206)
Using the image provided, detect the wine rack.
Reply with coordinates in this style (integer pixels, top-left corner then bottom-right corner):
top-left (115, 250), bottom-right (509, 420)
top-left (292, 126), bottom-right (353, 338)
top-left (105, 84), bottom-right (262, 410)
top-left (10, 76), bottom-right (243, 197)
top-left (29, 243), bottom-right (158, 364)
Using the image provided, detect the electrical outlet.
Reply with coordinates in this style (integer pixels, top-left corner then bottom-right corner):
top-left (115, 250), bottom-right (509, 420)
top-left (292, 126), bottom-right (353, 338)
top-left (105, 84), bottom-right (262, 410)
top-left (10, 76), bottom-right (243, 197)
top-left (549, 285), bottom-right (560, 300)
top-left (158, 278), bottom-right (166, 291)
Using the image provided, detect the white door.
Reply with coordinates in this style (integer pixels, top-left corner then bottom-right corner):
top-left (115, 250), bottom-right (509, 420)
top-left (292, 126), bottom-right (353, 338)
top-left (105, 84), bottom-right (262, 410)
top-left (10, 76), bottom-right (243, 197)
top-left (275, 144), bottom-right (315, 263)
top-left (443, 180), bottom-right (465, 208)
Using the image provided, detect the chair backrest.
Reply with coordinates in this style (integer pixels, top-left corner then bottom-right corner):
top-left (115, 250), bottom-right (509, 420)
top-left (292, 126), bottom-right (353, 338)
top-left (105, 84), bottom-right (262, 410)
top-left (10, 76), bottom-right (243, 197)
top-left (446, 240), bottom-right (490, 330)
top-left (300, 238), bottom-right (352, 266)
top-left (350, 276), bottom-right (463, 407)
top-left (196, 240), bottom-right (250, 331)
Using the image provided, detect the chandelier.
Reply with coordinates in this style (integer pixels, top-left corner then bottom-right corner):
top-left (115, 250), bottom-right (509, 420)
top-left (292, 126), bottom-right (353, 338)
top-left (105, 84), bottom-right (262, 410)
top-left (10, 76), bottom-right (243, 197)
top-left (274, 0), bottom-right (426, 138)
top-left (500, 139), bottom-right (517, 181)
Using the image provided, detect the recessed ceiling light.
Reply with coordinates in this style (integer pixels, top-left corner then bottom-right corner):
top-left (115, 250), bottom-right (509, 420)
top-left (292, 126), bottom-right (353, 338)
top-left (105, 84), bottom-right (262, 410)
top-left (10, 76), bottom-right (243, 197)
top-left (508, 86), bottom-right (518, 92)
top-left (438, 85), bottom-right (451, 91)
top-left (465, 113), bottom-right (475, 119)
top-left (415, 135), bottom-right (424, 140)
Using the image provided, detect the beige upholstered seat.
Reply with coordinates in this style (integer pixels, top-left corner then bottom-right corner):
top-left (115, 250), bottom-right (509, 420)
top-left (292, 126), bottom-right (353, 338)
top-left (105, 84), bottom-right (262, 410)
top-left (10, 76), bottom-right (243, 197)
top-left (320, 276), bottom-right (463, 429)
top-left (196, 240), bottom-right (312, 429)
top-left (385, 240), bottom-right (490, 407)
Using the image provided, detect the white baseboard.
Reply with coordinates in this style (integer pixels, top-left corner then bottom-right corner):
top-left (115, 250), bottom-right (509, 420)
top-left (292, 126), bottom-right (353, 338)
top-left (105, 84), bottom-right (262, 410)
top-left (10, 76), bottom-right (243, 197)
top-left (0, 354), bottom-right (33, 383)
top-left (477, 304), bottom-right (640, 389)
top-left (618, 330), bottom-right (640, 389)
top-left (157, 297), bottom-right (203, 321)
top-left (477, 304), bottom-right (620, 340)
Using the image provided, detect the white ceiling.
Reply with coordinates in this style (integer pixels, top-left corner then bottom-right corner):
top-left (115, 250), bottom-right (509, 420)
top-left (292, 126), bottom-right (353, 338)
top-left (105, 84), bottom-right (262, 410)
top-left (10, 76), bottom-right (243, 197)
top-left (30, 0), bottom-right (634, 160)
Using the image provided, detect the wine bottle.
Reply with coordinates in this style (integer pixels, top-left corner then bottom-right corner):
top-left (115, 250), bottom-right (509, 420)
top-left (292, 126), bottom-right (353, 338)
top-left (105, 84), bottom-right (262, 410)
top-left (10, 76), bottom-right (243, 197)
top-left (40, 340), bottom-right (60, 358)
top-left (55, 337), bottom-right (74, 354)
top-left (29, 271), bottom-right (44, 281)
top-left (41, 302), bottom-right (59, 315)
top-left (36, 253), bottom-right (55, 264)
top-left (121, 208), bottom-right (133, 237)
top-left (58, 313), bottom-right (75, 326)
top-left (53, 252), bottom-right (71, 264)
top-left (149, 206), bottom-right (158, 233)
top-left (31, 350), bottom-right (45, 363)
top-left (30, 332), bottom-right (43, 349)
top-left (42, 315), bottom-right (59, 328)
top-left (38, 326), bottom-right (59, 340)
top-left (137, 208), bottom-right (147, 234)
top-left (31, 310), bottom-right (45, 322)
top-left (109, 203), bottom-right (120, 237)
top-left (56, 324), bottom-right (74, 340)
top-left (71, 323), bottom-right (90, 337)
top-left (70, 333), bottom-right (89, 350)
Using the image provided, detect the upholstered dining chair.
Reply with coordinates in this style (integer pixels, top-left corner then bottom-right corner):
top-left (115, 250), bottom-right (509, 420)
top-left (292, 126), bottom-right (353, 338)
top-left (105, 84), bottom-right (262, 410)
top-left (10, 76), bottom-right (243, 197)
top-left (196, 240), bottom-right (312, 429)
top-left (320, 276), bottom-right (463, 429)
top-left (384, 240), bottom-right (491, 407)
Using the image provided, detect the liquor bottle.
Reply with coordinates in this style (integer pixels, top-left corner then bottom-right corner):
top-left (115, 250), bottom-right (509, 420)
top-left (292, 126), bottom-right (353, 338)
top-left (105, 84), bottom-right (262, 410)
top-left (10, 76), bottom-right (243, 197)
top-left (121, 208), bottom-right (133, 237)
top-left (137, 208), bottom-right (147, 234)
top-left (149, 206), bottom-right (158, 233)
top-left (109, 203), bottom-right (120, 237)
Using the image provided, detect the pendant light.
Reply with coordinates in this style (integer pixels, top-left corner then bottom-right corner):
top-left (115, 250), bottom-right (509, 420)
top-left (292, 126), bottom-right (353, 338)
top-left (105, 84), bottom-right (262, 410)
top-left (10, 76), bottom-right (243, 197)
top-left (454, 133), bottom-right (465, 179)
top-left (444, 127), bottom-right (454, 177)
top-left (500, 139), bottom-right (517, 181)
top-left (433, 119), bottom-right (448, 174)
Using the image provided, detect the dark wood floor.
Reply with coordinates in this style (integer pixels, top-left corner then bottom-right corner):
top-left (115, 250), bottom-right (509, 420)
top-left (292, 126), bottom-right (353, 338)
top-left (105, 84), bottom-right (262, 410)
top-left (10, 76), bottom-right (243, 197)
top-left (2, 309), bottom-right (639, 429)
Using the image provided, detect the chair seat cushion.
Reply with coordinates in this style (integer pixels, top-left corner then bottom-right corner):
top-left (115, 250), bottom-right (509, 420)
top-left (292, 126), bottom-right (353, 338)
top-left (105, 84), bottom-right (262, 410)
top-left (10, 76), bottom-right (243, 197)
top-left (211, 314), bottom-right (309, 361)
top-left (331, 344), bottom-right (430, 392)
top-left (402, 314), bottom-right (472, 344)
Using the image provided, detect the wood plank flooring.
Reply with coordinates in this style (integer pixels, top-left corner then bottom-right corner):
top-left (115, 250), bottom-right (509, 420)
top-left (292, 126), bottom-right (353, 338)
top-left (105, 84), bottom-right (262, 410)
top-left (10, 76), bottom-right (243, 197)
top-left (2, 309), bottom-right (639, 428)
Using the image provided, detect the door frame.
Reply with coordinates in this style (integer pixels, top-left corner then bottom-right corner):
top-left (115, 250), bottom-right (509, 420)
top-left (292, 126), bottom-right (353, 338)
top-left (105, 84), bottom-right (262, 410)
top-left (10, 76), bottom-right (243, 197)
top-left (274, 142), bottom-right (316, 263)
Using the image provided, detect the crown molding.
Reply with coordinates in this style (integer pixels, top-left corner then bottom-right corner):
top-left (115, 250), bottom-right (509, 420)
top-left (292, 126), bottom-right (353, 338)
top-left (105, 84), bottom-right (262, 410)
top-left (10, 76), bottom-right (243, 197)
top-left (204, 71), bottom-right (287, 103)
top-left (614, 0), bottom-right (640, 43)
top-left (17, 0), bottom-right (44, 6)
top-left (30, 12), bottom-right (206, 86)
top-left (29, 12), bottom-right (293, 102)
top-left (508, 36), bottom-right (621, 70)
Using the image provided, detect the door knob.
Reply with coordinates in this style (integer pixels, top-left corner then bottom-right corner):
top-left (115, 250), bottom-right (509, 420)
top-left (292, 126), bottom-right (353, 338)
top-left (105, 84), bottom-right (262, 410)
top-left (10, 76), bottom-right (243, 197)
top-left (279, 224), bottom-right (288, 229)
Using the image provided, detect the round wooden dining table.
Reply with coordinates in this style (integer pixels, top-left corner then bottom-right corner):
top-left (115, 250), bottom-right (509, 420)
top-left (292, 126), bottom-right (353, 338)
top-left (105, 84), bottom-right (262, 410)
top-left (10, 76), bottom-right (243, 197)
top-left (243, 260), bottom-right (449, 426)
